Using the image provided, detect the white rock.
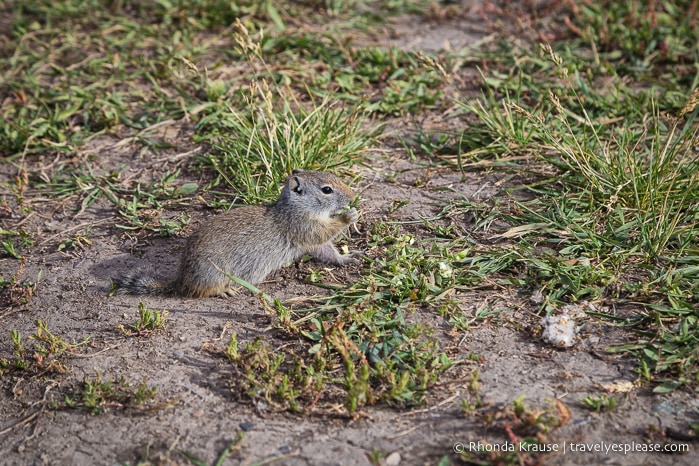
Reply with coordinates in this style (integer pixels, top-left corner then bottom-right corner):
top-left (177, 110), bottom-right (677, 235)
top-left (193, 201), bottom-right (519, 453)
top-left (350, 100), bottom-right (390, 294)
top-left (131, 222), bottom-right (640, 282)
top-left (541, 313), bottom-right (578, 348)
top-left (384, 451), bottom-right (401, 466)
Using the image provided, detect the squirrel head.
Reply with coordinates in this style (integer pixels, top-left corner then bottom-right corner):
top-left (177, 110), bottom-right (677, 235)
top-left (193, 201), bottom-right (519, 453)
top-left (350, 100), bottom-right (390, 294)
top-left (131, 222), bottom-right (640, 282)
top-left (279, 170), bottom-right (355, 217)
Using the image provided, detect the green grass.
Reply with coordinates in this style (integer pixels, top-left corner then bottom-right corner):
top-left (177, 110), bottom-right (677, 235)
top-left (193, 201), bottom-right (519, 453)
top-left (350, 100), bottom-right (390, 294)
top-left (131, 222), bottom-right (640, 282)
top-left (434, 7), bottom-right (699, 392)
top-left (215, 224), bottom-right (516, 413)
top-left (1, 0), bottom-right (446, 417)
top-left (390, 0), bottom-right (699, 394)
top-left (195, 81), bottom-right (375, 204)
top-left (63, 372), bottom-right (162, 415)
top-left (3, 0), bottom-right (699, 429)
top-left (35, 166), bottom-right (198, 234)
top-left (569, 0), bottom-right (699, 68)
top-left (259, 33), bottom-right (446, 114)
top-left (1, 3), bottom-right (397, 226)
top-left (0, 0), bottom-right (442, 159)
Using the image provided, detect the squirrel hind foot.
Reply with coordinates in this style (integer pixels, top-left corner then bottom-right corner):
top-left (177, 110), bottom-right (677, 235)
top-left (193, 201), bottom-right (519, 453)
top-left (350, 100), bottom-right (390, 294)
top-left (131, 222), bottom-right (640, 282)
top-left (217, 287), bottom-right (240, 298)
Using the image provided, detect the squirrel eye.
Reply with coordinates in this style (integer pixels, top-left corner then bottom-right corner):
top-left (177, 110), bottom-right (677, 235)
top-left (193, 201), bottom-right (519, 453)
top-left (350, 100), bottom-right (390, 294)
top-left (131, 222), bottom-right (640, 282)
top-left (321, 186), bottom-right (333, 194)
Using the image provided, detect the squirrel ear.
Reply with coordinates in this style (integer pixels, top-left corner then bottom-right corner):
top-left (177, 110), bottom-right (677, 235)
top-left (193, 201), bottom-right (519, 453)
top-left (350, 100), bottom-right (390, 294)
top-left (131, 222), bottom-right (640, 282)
top-left (290, 175), bottom-right (303, 195)
top-left (292, 169), bottom-right (301, 175)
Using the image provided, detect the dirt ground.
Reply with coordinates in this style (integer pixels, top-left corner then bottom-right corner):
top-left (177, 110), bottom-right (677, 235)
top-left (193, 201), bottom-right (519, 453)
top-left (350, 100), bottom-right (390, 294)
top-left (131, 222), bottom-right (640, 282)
top-left (2, 6), bottom-right (698, 466)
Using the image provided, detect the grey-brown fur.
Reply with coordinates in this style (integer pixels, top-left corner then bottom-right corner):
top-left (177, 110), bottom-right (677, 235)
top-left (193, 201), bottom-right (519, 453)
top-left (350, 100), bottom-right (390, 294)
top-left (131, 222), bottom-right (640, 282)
top-left (113, 170), bottom-right (359, 298)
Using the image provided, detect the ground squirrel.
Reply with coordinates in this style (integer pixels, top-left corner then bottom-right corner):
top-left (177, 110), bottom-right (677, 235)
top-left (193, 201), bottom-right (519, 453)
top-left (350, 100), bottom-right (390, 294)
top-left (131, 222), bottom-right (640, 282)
top-left (113, 169), bottom-right (359, 298)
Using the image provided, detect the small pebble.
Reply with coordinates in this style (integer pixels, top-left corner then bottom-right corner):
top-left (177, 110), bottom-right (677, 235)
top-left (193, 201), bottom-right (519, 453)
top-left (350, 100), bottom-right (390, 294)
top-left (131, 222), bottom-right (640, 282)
top-left (239, 421), bottom-right (255, 432)
top-left (385, 451), bottom-right (401, 465)
top-left (652, 400), bottom-right (676, 415)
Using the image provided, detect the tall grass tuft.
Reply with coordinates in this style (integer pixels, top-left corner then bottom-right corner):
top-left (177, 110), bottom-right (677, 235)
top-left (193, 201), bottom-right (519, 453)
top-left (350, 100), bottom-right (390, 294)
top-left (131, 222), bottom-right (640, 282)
top-left (197, 80), bottom-right (373, 204)
top-left (194, 20), bottom-right (377, 204)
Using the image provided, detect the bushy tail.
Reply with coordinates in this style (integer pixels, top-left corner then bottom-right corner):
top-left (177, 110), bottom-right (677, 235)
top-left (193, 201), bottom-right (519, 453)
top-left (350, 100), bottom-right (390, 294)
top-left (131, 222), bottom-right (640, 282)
top-left (112, 271), bottom-right (172, 295)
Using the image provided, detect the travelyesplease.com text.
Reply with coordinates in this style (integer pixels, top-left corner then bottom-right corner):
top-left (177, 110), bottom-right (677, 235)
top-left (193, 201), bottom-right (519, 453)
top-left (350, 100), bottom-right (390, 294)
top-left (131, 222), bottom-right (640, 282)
top-left (453, 440), bottom-right (689, 455)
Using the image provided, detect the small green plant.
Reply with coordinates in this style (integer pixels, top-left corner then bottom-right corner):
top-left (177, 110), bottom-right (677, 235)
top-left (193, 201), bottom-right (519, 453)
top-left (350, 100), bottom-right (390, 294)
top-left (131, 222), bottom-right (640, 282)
top-left (306, 268), bottom-right (325, 284)
top-left (581, 394), bottom-right (618, 412)
top-left (9, 329), bottom-right (28, 370)
top-left (459, 396), bottom-right (570, 465)
top-left (64, 372), bottom-right (160, 415)
top-left (118, 302), bottom-right (168, 336)
top-left (225, 332), bottom-right (239, 362)
top-left (387, 199), bottom-right (410, 214)
top-left (344, 358), bottom-right (370, 414)
top-left (224, 338), bottom-right (310, 413)
top-left (31, 319), bottom-right (88, 371)
top-left (0, 229), bottom-right (33, 259)
top-left (366, 447), bottom-right (387, 466)
top-left (3, 320), bottom-right (88, 374)
top-left (461, 369), bottom-right (485, 414)
top-left (1, 238), bottom-right (19, 259)
top-left (490, 395), bottom-right (570, 436)
top-left (158, 211), bottom-right (191, 237)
